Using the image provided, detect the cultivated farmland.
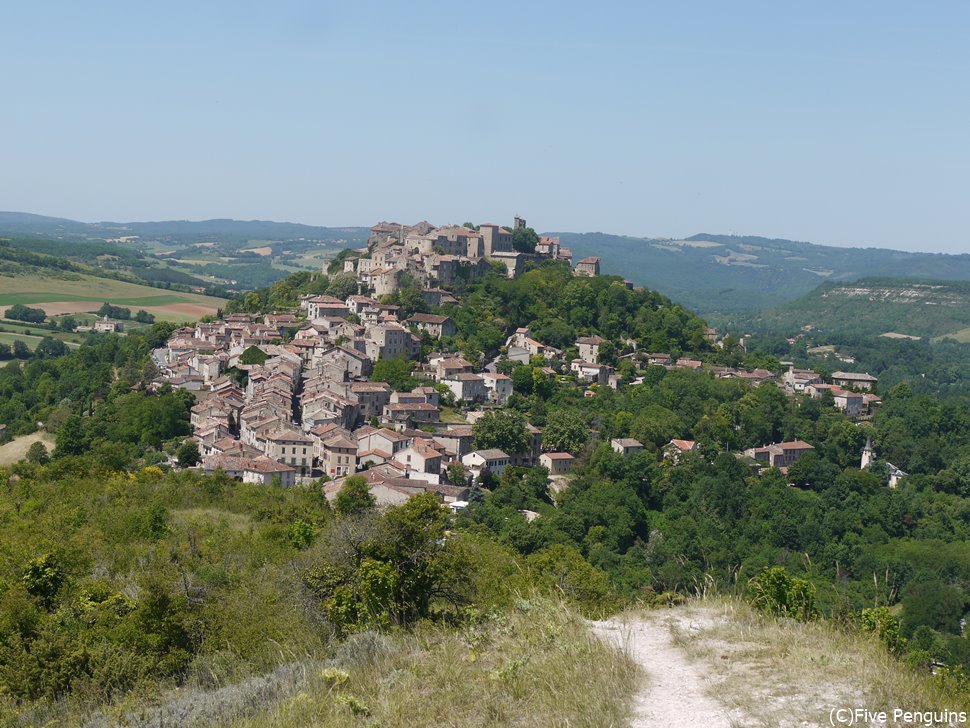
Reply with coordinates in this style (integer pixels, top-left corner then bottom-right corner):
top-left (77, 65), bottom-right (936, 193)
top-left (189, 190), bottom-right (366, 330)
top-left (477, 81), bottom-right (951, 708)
top-left (0, 271), bottom-right (223, 321)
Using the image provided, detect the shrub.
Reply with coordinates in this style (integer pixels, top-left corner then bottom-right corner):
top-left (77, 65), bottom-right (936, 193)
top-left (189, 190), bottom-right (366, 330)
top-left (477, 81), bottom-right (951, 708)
top-left (748, 566), bottom-right (817, 621)
top-left (860, 606), bottom-right (905, 655)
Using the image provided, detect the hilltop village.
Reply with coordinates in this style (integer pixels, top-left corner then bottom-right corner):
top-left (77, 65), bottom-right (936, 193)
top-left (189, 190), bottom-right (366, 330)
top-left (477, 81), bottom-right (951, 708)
top-left (153, 217), bottom-right (890, 505)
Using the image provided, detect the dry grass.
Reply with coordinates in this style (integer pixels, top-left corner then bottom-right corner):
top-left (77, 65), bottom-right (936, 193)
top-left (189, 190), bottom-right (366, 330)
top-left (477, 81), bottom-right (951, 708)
top-left (657, 598), bottom-right (970, 728)
top-left (34, 598), bottom-right (636, 728)
top-left (226, 598), bottom-right (637, 728)
top-left (0, 432), bottom-right (56, 467)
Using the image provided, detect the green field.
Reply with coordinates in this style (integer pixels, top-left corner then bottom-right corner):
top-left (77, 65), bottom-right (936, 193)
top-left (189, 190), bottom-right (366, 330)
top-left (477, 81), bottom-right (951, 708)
top-left (0, 331), bottom-right (79, 351)
top-left (0, 319), bottom-right (87, 345)
top-left (935, 326), bottom-right (970, 343)
top-left (0, 271), bottom-right (223, 321)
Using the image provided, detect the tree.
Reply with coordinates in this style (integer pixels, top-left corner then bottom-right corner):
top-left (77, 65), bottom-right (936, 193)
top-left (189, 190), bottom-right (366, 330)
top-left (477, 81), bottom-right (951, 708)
top-left (5, 304), bottom-right (46, 323)
top-left (335, 475), bottom-right (376, 516)
top-left (35, 337), bottom-right (67, 359)
top-left (26, 441), bottom-right (49, 465)
top-left (239, 345), bottom-right (269, 366)
top-left (525, 544), bottom-right (618, 615)
top-left (542, 409), bottom-right (589, 455)
top-left (304, 493), bottom-right (470, 631)
top-left (748, 566), bottom-right (817, 621)
top-left (901, 578), bottom-right (965, 637)
top-left (372, 357), bottom-right (416, 392)
top-left (176, 440), bottom-right (200, 467)
top-left (396, 287), bottom-right (428, 317)
top-left (511, 226), bottom-right (540, 253)
top-left (12, 340), bottom-right (30, 358)
top-left (21, 554), bottom-right (65, 609)
top-left (360, 494), bottom-right (461, 623)
top-left (134, 310), bottom-right (155, 324)
top-left (511, 364), bottom-right (535, 396)
top-left (472, 410), bottom-right (530, 455)
top-left (597, 340), bottom-right (617, 366)
top-left (97, 303), bottom-right (131, 320)
top-left (326, 272), bottom-right (359, 301)
top-left (446, 461), bottom-right (469, 486)
top-left (55, 415), bottom-right (87, 457)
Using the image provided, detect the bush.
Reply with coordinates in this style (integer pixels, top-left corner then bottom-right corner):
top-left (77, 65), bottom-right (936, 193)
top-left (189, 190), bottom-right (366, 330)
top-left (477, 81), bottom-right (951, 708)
top-left (860, 606), bottom-right (905, 655)
top-left (748, 566), bottom-right (817, 621)
top-left (525, 544), bottom-right (620, 617)
top-left (334, 476), bottom-right (375, 516)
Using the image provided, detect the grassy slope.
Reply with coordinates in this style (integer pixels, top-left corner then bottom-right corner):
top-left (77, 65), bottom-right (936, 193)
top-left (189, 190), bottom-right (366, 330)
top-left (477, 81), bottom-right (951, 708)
top-left (28, 599), bottom-right (638, 728)
top-left (0, 318), bottom-right (89, 350)
top-left (63, 596), bottom-right (967, 727)
top-left (229, 602), bottom-right (637, 728)
top-left (661, 598), bottom-right (969, 726)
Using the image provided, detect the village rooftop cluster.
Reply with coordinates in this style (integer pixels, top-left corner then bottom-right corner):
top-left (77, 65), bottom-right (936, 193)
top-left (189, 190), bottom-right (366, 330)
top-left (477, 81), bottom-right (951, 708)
top-left (149, 216), bottom-right (895, 507)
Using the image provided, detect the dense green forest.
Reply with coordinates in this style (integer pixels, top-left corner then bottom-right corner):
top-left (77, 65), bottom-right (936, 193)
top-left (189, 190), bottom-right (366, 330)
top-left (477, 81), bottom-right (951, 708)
top-left (0, 324), bottom-right (180, 446)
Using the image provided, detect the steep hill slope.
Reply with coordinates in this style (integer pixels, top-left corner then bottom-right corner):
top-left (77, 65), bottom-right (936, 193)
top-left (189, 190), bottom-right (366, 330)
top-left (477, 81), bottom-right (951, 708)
top-left (736, 277), bottom-right (970, 339)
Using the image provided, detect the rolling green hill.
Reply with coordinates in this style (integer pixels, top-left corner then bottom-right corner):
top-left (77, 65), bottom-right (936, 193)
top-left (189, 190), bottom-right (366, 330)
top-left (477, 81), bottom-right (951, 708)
top-left (10, 212), bottom-right (970, 315)
top-left (731, 277), bottom-right (970, 339)
top-left (0, 211), bottom-right (369, 248)
top-left (555, 232), bottom-right (970, 314)
top-left (0, 269), bottom-right (223, 321)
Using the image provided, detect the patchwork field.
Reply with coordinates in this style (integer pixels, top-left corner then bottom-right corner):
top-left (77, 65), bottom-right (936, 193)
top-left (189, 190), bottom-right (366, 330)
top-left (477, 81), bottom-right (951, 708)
top-left (0, 272), bottom-right (223, 322)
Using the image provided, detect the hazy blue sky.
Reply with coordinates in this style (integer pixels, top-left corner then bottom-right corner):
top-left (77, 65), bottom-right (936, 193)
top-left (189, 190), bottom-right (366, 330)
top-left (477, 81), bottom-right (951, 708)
top-left (2, 1), bottom-right (968, 252)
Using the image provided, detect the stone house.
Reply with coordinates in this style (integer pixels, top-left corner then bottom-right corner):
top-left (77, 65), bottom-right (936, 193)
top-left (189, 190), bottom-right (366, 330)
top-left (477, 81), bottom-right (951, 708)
top-left (539, 452), bottom-right (575, 475)
top-left (462, 449), bottom-right (511, 480)
top-left (576, 335), bottom-right (605, 364)
top-left (442, 373), bottom-right (488, 403)
top-left (611, 438), bottom-right (644, 456)
top-left (407, 313), bottom-right (457, 338)
top-left (264, 429), bottom-right (314, 477)
top-left (574, 256), bottom-right (600, 276)
top-left (482, 372), bottom-right (513, 404)
top-left (322, 435), bottom-right (358, 478)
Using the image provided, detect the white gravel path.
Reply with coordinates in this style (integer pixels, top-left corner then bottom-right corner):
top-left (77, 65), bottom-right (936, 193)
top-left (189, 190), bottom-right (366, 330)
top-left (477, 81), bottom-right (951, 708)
top-left (590, 611), bottom-right (733, 728)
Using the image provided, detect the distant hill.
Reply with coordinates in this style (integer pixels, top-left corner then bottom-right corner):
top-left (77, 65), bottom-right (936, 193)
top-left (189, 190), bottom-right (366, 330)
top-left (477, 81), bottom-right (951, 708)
top-left (734, 277), bottom-right (970, 340)
top-left (553, 232), bottom-right (970, 314)
top-left (0, 211), bottom-right (370, 247)
top-left (9, 212), bottom-right (970, 314)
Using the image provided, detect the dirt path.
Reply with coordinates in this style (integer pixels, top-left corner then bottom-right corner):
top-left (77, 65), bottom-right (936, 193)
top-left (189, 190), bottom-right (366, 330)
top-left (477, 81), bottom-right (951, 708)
top-left (590, 610), bottom-right (733, 728)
